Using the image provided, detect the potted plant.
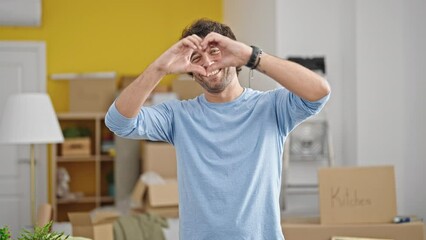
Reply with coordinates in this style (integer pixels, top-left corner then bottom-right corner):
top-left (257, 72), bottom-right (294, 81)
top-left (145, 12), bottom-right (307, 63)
top-left (0, 225), bottom-right (11, 240)
top-left (0, 222), bottom-right (69, 240)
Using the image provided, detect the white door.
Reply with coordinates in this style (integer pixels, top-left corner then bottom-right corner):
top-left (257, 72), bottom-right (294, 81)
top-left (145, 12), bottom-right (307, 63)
top-left (0, 41), bottom-right (47, 236)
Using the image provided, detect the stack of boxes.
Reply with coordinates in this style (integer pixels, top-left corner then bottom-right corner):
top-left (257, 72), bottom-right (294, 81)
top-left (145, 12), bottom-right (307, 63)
top-left (131, 141), bottom-right (179, 218)
top-left (282, 166), bottom-right (425, 240)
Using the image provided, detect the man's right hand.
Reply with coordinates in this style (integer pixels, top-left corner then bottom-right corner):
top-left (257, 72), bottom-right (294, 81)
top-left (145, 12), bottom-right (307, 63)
top-left (113, 35), bottom-right (209, 118)
top-left (152, 34), bottom-right (207, 76)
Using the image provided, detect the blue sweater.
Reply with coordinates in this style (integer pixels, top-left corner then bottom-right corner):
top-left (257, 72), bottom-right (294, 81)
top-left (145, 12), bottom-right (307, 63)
top-left (106, 87), bottom-right (329, 240)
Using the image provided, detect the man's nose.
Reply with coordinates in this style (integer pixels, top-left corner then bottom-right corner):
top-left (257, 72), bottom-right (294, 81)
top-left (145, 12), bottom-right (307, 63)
top-left (201, 55), bottom-right (214, 68)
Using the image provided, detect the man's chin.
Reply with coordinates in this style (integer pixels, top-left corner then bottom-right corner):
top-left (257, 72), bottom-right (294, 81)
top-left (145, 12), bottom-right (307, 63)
top-left (205, 86), bottom-right (226, 94)
top-left (195, 68), bottom-right (232, 93)
top-left (197, 81), bottom-right (225, 93)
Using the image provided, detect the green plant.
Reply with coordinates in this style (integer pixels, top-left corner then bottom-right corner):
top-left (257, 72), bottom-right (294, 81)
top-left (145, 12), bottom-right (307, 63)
top-left (0, 222), bottom-right (69, 240)
top-left (63, 127), bottom-right (91, 138)
top-left (0, 225), bottom-right (12, 240)
top-left (18, 222), bottom-right (68, 240)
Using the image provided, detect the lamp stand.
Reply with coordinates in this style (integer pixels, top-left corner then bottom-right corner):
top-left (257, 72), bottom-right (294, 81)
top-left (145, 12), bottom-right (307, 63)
top-left (30, 143), bottom-right (36, 227)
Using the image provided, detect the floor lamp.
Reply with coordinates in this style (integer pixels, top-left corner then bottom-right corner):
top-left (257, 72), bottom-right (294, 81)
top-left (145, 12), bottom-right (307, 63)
top-left (0, 93), bottom-right (64, 227)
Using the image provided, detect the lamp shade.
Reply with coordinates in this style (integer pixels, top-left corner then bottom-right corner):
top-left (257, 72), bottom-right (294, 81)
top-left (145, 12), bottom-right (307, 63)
top-left (0, 93), bottom-right (64, 144)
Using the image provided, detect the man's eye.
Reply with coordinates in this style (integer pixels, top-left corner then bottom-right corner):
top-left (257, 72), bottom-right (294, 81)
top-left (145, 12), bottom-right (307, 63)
top-left (210, 48), bottom-right (220, 55)
top-left (191, 56), bottom-right (200, 63)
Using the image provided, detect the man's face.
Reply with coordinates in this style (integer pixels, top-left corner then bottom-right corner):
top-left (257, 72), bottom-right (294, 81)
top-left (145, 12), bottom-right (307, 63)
top-left (190, 44), bottom-right (235, 94)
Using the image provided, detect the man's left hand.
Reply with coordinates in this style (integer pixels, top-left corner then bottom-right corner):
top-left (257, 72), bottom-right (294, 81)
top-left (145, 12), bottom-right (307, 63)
top-left (200, 32), bottom-right (252, 73)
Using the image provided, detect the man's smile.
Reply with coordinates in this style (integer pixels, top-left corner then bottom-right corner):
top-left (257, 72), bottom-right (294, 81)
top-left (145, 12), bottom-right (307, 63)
top-left (207, 69), bottom-right (220, 77)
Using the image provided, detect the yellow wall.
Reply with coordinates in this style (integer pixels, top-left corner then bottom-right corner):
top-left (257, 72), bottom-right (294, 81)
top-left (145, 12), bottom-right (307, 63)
top-left (0, 0), bottom-right (222, 112)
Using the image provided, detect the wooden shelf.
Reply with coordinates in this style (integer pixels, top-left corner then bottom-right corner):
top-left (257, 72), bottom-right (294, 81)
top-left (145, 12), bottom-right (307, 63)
top-left (57, 112), bottom-right (107, 120)
top-left (100, 155), bottom-right (115, 162)
top-left (56, 155), bottom-right (115, 162)
top-left (51, 113), bottom-right (116, 221)
top-left (100, 196), bottom-right (115, 203)
top-left (56, 196), bottom-right (97, 204)
top-left (57, 155), bottom-right (97, 162)
top-left (51, 72), bottom-right (116, 81)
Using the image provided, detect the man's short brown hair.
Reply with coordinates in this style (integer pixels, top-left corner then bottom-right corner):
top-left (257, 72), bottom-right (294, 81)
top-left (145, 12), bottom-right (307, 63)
top-left (181, 18), bottom-right (242, 75)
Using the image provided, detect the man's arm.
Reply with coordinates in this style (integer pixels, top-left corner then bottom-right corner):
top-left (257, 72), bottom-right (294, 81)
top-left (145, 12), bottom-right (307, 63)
top-left (202, 32), bottom-right (330, 102)
top-left (114, 66), bottom-right (165, 118)
top-left (114, 34), bottom-right (206, 118)
top-left (256, 53), bottom-right (330, 102)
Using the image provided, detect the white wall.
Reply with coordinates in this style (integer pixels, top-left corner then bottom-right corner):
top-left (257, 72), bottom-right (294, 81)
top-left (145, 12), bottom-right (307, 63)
top-left (276, 0), bottom-right (356, 216)
top-left (223, 0), bottom-right (279, 91)
top-left (401, 0), bottom-right (426, 220)
top-left (224, 0), bottom-right (426, 220)
top-left (277, 0), bottom-right (355, 169)
top-left (356, 0), bottom-right (426, 219)
top-left (355, 0), bottom-right (406, 212)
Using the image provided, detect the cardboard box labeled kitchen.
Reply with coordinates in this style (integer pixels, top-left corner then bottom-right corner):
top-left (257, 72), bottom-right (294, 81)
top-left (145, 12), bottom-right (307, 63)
top-left (332, 237), bottom-right (392, 240)
top-left (281, 217), bottom-right (424, 240)
top-left (141, 141), bottom-right (177, 178)
top-left (131, 178), bottom-right (179, 217)
top-left (318, 166), bottom-right (397, 225)
top-left (68, 211), bottom-right (119, 240)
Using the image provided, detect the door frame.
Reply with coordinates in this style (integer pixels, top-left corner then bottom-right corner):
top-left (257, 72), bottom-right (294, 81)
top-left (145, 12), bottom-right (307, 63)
top-left (0, 41), bottom-right (47, 231)
top-left (0, 41), bottom-right (45, 92)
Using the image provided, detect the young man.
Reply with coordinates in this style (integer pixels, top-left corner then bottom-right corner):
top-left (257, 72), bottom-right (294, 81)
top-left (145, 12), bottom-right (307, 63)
top-left (106, 19), bottom-right (330, 239)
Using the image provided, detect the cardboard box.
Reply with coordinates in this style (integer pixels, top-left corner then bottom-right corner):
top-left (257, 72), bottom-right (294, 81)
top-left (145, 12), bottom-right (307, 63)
top-left (68, 211), bottom-right (119, 240)
top-left (332, 237), bottom-right (392, 240)
top-left (147, 180), bottom-right (179, 207)
top-left (141, 141), bottom-right (177, 178)
top-left (61, 137), bottom-right (91, 156)
top-left (69, 78), bottom-right (116, 112)
top-left (281, 218), bottom-right (425, 240)
top-left (119, 75), bottom-right (137, 90)
top-left (318, 166), bottom-right (397, 225)
top-left (119, 75), bottom-right (169, 92)
top-left (131, 178), bottom-right (179, 217)
top-left (132, 204), bottom-right (179, 218)
top-left (172, 77), bottom-right (203, 100)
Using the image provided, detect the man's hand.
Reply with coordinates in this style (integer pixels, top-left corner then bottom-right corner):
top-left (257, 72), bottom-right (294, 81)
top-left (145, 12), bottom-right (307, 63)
top-left (152, 34), bottom-right (207, 76)
top-left (200, 32), bottom-right (252, 73)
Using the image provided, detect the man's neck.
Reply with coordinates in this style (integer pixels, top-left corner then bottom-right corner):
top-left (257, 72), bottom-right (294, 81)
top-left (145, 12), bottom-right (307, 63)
top-left (204, 80), bottom-right (244, 103)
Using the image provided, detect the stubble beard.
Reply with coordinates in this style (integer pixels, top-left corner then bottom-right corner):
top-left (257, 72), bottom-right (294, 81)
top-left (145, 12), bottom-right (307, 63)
top-left (194, 68), bottom-right (233, 94)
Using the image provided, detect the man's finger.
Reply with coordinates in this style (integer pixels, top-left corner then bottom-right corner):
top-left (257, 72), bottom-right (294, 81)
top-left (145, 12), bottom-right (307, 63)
top-left (187, 64), bottom-right (207, 76)
top-left (201, 32), bottom-right (223, 50)
top-left (181, 38), bottom-right (198, 50)
top-left (186, 34), bottom-right (203, 49)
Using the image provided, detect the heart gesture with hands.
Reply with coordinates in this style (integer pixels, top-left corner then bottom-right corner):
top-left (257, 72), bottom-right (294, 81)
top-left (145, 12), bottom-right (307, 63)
top-left (200, 32), bottom-right (252, 74)
top-left (153, 32), bottom-right (252, 77)
top-left (153, 34), bottom-right (207, 76)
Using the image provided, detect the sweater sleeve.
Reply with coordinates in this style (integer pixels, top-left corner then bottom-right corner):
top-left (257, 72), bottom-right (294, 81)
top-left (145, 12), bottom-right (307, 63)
top-left (105, 101), bottom-right (175, 144)
top-left (273, 88), bottom-right (330, 136)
